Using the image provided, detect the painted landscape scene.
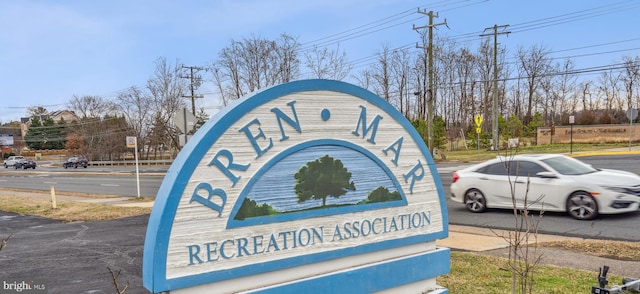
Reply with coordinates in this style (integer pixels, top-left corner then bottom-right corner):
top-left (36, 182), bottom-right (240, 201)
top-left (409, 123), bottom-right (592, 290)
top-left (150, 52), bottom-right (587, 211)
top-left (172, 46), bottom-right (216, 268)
top-left (234, 145), bottom-right (404, 220)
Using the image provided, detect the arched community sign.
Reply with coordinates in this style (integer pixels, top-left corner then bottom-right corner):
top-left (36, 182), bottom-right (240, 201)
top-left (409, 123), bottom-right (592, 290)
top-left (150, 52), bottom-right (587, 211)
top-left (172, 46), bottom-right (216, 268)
top-left (143, 79), bottom-right (450, 293)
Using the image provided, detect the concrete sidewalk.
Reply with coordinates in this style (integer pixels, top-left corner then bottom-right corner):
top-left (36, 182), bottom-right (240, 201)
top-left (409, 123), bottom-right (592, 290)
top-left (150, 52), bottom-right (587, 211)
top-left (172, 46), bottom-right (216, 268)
top-left (440, 225), bottom-right (584, 251)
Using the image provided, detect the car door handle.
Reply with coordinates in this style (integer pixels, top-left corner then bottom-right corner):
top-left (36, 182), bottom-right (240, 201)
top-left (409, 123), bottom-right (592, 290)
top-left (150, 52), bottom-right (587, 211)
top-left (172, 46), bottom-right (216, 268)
top-left (479, 177), bottom-right (489, 180)
top-left (515, 180), bottom-right (525, 184)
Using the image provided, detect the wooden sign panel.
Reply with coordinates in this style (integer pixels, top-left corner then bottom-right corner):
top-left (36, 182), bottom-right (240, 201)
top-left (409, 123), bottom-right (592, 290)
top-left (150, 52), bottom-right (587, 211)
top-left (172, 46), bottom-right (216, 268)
top-left (143, 79), bottom-right (449, 293)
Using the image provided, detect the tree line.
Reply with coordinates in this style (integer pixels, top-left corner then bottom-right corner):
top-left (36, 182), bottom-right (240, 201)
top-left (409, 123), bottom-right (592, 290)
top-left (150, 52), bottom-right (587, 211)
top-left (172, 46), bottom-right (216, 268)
top-left (9, 33), bottom-right (640, 159)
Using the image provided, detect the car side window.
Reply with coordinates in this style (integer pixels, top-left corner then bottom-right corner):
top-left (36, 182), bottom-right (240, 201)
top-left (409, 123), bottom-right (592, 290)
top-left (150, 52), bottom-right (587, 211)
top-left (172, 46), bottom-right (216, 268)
top-left (516, 161), bottom-right (548, 178)
top-left (478, 162), bottom-right (510, 176)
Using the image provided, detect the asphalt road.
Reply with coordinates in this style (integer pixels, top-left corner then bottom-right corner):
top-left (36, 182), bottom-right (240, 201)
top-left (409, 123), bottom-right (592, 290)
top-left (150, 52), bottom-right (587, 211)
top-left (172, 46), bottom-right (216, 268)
top-left (0, 167), bottom-right (165, 197)
top-left (1, 154), bottom-right (639, 241)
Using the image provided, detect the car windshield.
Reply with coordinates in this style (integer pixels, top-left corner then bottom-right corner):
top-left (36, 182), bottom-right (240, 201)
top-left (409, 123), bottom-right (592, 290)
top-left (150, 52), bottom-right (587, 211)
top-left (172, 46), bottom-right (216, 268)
top-left (541, 156), bottom-right (598, 175)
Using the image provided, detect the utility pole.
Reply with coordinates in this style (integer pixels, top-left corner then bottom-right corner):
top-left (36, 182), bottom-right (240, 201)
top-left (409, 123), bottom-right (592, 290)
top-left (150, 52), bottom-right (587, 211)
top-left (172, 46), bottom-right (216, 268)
top-left (480, 24), bottom-right (510, 151)
top-left (180, 65), bottom-right (204, 116)
top-left (414, 9), bottom-right (447, 154)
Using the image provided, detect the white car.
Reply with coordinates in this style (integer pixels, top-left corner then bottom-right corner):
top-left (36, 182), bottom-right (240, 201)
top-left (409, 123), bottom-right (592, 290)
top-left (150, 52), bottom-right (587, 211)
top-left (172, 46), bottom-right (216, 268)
top-left (3, 156), bottom-right (24, 168)
top-left (450, 154), bottom-right (640, 220)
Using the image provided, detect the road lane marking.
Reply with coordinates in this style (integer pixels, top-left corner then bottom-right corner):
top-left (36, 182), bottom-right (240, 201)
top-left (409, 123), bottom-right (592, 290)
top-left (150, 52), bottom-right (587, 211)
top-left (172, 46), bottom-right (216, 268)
top-left (101, 184), bottom-right (120, 187)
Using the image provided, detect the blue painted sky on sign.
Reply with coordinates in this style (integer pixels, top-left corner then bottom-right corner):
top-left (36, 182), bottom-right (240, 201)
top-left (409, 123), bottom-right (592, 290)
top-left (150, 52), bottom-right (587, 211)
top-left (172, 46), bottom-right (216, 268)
top-left (1, 0), bottom-right (639, 123)
top-left (246, 145), bottom-right (398, 211)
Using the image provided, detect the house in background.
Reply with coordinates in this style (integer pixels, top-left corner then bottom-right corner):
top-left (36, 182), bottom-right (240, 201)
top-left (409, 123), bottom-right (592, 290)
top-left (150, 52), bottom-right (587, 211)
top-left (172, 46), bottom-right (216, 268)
top-left (0, 123), bottom-right (24, 156)
top-left (19, 110), bottom-right (78, 138)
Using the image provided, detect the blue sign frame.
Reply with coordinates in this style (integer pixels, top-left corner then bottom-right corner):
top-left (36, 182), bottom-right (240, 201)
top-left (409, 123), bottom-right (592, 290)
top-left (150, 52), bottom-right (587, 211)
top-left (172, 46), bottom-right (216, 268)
top-left (143, 79), bottom-right (449, 292)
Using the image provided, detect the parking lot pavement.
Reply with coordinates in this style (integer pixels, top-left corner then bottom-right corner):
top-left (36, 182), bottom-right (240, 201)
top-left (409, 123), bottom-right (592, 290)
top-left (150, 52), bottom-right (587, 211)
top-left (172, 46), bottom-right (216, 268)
top-left (0, 210), bottom-right (150, 294)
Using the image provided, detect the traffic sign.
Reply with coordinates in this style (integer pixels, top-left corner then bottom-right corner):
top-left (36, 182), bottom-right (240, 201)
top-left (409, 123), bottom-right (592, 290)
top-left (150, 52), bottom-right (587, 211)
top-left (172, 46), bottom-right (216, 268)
top-left (476, 127), bottom-right (482, 134)
top-left (474, 114), bottom-right (483, 127)
top-left (126, 136), bottom-right (137, 148)
top-left (173, 108), bottom-right (198, 133)
top-left (626, 108), bottom-right (638, 121)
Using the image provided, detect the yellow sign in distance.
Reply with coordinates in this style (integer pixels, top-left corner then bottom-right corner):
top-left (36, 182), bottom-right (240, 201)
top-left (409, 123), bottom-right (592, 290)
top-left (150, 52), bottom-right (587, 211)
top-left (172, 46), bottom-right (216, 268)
top-left (476, 127), bottom-right (482, 134)
top-left (474, 114), bottom-right (483, 127)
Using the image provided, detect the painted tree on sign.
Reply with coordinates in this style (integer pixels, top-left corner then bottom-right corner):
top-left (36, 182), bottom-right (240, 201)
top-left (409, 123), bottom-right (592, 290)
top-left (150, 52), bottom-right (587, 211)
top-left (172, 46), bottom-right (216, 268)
top-left (294, 155), bottom-right (356, 207)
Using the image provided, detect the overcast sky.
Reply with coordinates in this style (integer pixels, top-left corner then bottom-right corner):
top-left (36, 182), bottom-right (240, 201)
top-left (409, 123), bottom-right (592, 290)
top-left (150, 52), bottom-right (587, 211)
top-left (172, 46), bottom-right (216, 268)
top-left (1, 0), bottom-right (639, 123)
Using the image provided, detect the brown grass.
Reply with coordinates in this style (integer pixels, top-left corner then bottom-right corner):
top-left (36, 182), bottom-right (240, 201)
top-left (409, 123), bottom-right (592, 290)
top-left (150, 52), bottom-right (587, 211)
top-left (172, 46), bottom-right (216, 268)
top-left (539, 240), bottom-right (640, 261)
top-left (0, 195), bottom-right (151, 222)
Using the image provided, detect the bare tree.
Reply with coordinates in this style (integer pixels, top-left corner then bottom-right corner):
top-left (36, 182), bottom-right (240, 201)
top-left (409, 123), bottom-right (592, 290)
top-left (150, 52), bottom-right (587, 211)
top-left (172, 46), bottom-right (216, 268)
top-left (496, 153), bottom-right (544, 294)
top-left (620, 55), bottom-right (640, 111)
top-left (599, 70), bottom-right (621, 112)
top-left (65, 95), bottom-right (125, 160)
top-left (517, 45), bottom-right (552, 124)
top-left (477, 39), bottom-right (494, 122)
top-left (452, 46), bottom-right (478, 130)
top-left (370, 45), bottom-right (393, 103)
top-left (212, 41), bottom-right (245, 105)
top-left (477, 38), bottom-right (508, 132)
top-left (146, 57), bottom-right (187, 156)
top-left (68, 95), bottom-right (116, 119)
top-left (353, 68), bottom-right (374, 91)
top-left (211, 33), bottom-right (300, 106)
top-left (274, 33), bottom-right (300, 84)
top-left (413, 50), bottom-right (427, 120)
top-left (554, 59), bottom-right (578, 123)
top-left (116, 86), bottom-right (152, 154)
top-left (304, 44), bottom-right (352, 81)
top-left (389, 48), bottom-right (413, 116)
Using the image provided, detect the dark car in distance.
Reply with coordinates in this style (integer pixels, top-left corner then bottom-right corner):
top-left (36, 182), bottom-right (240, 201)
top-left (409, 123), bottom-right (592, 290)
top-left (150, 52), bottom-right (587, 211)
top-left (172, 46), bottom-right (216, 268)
top-left (63, 156), bottom-right (89, 168)
top-left (14, 158), bottom-right (36, 169)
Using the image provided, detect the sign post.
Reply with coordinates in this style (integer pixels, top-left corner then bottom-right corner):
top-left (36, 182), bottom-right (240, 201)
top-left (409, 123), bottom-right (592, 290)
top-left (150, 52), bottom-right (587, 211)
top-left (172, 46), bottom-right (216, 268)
top-left (626, 109), bottom-right (638, 151)
top-left (569, 115), bottom-right (575, 154)
top-left (126, 136), bottom-right (141, 199)
top-left (173, 108), bottom-right (198, 146)
top-left (474, 114), bottom-right (483, 157)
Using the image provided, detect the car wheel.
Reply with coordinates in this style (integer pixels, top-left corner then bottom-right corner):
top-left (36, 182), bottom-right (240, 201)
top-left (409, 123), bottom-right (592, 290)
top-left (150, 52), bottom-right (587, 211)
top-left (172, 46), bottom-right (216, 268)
top-left (3, 164), bottom-right (6, 168)
top-left (464, 188), bottom-right (487, 213)
top-left (566, 192), bottom-right (599, 220)
top-left (74, 164), bottom-right (78, 169)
